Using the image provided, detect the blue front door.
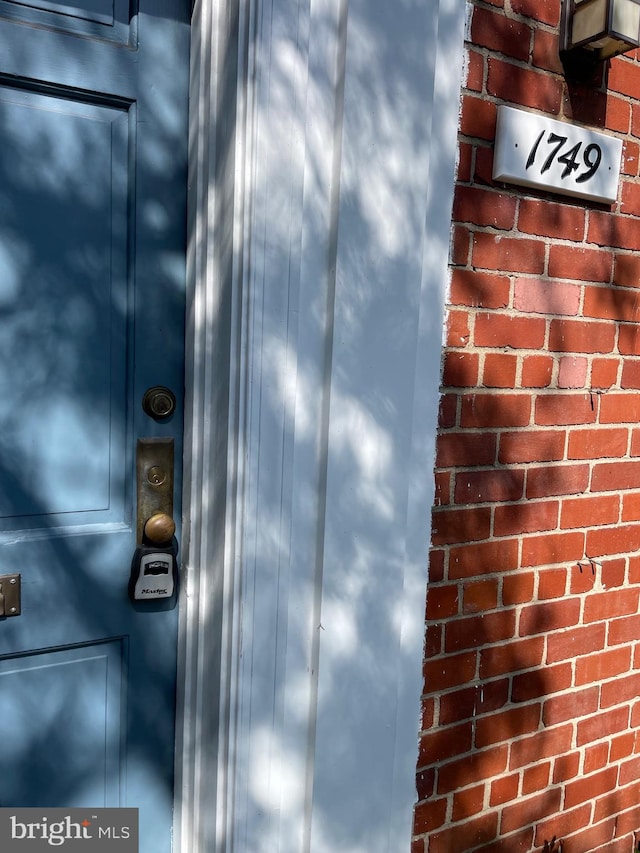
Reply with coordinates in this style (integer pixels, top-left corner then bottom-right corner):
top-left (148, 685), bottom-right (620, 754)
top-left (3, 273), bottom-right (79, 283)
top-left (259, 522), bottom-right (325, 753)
top-left (0, 3), bottom-right (189, 850)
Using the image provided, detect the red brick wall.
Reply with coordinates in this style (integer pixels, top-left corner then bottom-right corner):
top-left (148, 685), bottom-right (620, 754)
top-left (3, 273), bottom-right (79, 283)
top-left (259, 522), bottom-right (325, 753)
top-left (414, 1), bottom-right (640, 851)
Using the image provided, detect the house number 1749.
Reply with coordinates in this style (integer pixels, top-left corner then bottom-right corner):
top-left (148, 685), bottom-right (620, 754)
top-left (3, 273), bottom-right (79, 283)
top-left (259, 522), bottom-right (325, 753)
top-left (493, 105), bottom-right (621, 204)
top-left (525, 130), bottom-right (602, 184)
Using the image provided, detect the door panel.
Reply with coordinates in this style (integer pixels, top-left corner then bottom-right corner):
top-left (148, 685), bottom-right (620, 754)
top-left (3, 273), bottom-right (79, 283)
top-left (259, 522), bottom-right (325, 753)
top-left (0, 0), bottom-right (135, 43)
top-left (0, 85), bottom-right (128, 525)
top-left (0, 640), bottom-right (125, 807)
top-left (0, 4), bottom-right (189, 850)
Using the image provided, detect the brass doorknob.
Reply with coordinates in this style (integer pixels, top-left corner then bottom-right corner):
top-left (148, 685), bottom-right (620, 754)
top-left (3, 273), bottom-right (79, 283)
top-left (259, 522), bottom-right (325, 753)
top-left (144, 512), bottom-right (176, 545)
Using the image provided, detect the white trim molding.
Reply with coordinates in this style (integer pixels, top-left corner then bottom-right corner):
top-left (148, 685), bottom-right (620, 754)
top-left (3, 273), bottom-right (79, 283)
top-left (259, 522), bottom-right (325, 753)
top-left (176, 0), bottom-right (466, 850)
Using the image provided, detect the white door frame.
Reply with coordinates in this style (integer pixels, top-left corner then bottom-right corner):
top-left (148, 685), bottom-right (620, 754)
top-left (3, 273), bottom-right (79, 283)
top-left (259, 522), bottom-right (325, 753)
top-left (174, 0), bottom-right (466, 850)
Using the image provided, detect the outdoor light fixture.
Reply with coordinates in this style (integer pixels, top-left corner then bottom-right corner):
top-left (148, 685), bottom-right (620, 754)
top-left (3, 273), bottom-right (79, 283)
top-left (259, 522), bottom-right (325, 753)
top-left (562, 0), bottom-right (640, 61)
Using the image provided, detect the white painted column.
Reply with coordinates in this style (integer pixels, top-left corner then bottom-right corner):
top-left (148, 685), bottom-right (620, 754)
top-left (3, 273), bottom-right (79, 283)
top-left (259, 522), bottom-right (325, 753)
top-left (178, 0), bottom-right (466, 850)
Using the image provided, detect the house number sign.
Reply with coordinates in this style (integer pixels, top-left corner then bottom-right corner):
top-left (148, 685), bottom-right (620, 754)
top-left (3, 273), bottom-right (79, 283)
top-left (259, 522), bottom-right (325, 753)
top-left (493, 105), bottom-right (622, 204)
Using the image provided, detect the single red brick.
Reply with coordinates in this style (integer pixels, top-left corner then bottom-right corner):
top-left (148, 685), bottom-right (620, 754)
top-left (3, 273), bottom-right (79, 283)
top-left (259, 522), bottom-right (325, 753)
top-left (443, 351), bottom-right (479, 387)
top-left (569, 561), bottom-right (597, 594)
top-left (560, 494), bottom-right (620, 529)
top-left (532, 28), bottom-right (564, 74)
top-left (599, 391), bottom-right (640, 421)
top-left (437, 432), bottom-right (497, 468)
top-left (591, 357), bottom-right (619, 389)
top-left (522, 762), bottom-right (551, 795)
top-left (622, 140), bottom-right (640, 176)
top-left (618, 324), bottom-right (640, 355)
top-left (588, 523), bottom-right (640, 558)
top-left (475, 312), bottom-right (547, 350)
top-left (575, 645), bottom-right (631, 685)
top-left (413, 798), bottom-right (447, 835)
top-left (584, 284), bottom-right (640, 322)
top-left (610, 58), bottom-right (640, 100)
top-left (614, 251), bottom-right (640, 287)
top-left (474, 145), bottom-right (496, 185)
top-left (589, 211), bottom-right (640, 251)
top-left (621, 359), bottom-right (640, 388)
top-left (460, 95), bottom-right (497, 141)
top-left (522, 355), bottom-right (553, 387)
top-left (552, 751), bottom-right (581, 784)
top-left (592, 460), bottom-right (640, 491)
top-left (454, 469), bottom-right (524, 504)
top-left (472, 233), bottom-right (546, 274)
top-left (425, 584), bottom-right (459, 621)
top-left (517, 200), bottom-right (585, 242)
top-left (434, 470), bottom-right (450, 507)
top-left (606, 94), bottom-right (632, 134)
top-left (466, 49), bottom-right (484, 94)
top-left (431, 506), bottom-right (492, 546)
top-left (601, 671), bottom-right (640, 708)
top-left (463, 579), bottom-right (499, 614)
top-left (565, 767), bottom-right (619, 810)
top-left (567, 427), bottom-right (628, 459)
top-left (487, 57), bottom-right (563, 113)
top-left (609, 732), bottom-right (636, 763)
top-left (461, 393), bottom-right (531, 428)
top-left (494, 501), bottom-right (559, 538)
top-left (502, 572), bottom-right (535, 606)
top-left (621, 180), bottom-right (640, 215)
top-left (619, 754), bottom-right (640, 787)
top-left (450, 225), bottom-right (471, 266)
top-left (423, 651), bottom-right (477, 693)
top-left (499, 431), bottom-right (565, 464)
top-left (549, 244), bottom-right (612, 282)
top-left (438, 394), bottom-right (458, 429)
top-left (483, 352), bottom-right (517, 388)
top-left (452, 783), bottom-right (485, 822)
top-left (489, 773), bottom-right (519, 807)
top-left (471, 6), bottom-right (532, 61)
top-left (424, 623), bottom-right (442, 657)
top-left (446, 309), bottom-right (470, 347)
top-left (519, 597), bottom-right (582, 634)
top-left (549, 318), bottom-right (616, 353)
top-left (609, 613), bottom-right (640, 646)
top-left (513, 276), bottom-right (581, 315)
top-left (535, 393), bottom-right (597, 426)
top-left (546, 623), bottom-right (606, 664)
top-left (450, 269), bottom-right (511, 309)
top-left (543, 686), bottom-right (599, 726)
top-left (558, 356), bottom-right (587, 388)
top-left (583, 587), bottom-right (640, 622)
top-left (449, 539), bottom-right (520, 580)
top-left (479, 636), bottom-right (544, 679)
top-left (454, 186), bottom-right (517, 230)
top-left (526, 464), bottom-right (590, 498)
top-left (538, 568), bottom-right (568, 600)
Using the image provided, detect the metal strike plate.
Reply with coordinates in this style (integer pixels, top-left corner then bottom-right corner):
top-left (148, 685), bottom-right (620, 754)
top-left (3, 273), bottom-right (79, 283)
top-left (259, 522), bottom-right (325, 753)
top-left (0, 573), bottom-right (21, 617)
top-left (136, 438), bottom-right (174, 545)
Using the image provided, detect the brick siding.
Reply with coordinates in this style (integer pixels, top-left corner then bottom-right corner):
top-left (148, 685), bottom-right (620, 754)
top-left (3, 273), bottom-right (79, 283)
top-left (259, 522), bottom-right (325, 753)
top-left (414, 1), bottom-right (640, 851)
